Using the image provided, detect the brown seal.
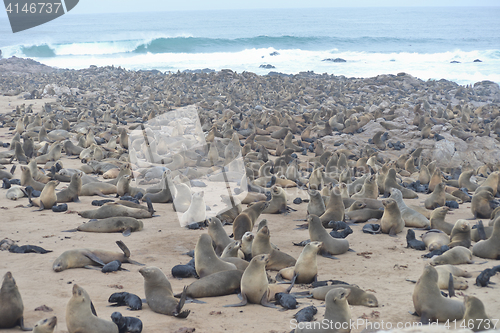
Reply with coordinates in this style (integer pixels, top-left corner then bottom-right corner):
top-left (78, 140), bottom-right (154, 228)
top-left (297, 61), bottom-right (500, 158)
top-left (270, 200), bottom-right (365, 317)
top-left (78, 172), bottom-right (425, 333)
top-left (320, 187), bottom-right (345, 227)
top-left (277, 241), bottom-right (322, 284)
top-left (208, 217), bottom-right (232, 255)
top-left (232, 201), bottom-right (269, 240)
top-left (66, 284), bottom-right (118, 333)
top-left (261, 185), bottom-right (287, 214)
top-left (458, 169), bottom-right (479, 192)
top-left (412, 265), bottom-right (465, 323)
top-left (430, 246), bottom-right (473, 266)
top-left (74, 217), bottom-right (143, 236)
top-left (309, 284), bottom-right (378, 307)
top-left (422, 229), bottom-right (450, 251)
top-left (390, 188), bottom-right (430, 228)
top-left (78, 202), bottom-right (153, 219)
top-left (139, 267), bottom-right (190, 318)
top-left (434, 265), bottom-right (470, 290)
top-left (251, 225), bottom-right (296, 270)
top-left (56, 172), bottom-right (82, 203)
top-left (52, 240), bottom-right (143, 272)
top-left (30, 180), bottom-right (59, 210)
top-left (472, 216), bottom-right (500, 259)
top-left (0, 272), bottom-right (30, 330)
top-left (308, 214), bottom-right (349, 256)
top-left (424, 182), bottom-right (446, 210)
top-left (20, 165), bottom-right (45, 192)
top-left (195, 234), bottom-right (237, 278)
top-left (177, 270), bottom-right (243, 299)
top-left (116, 175), bottom-right (145, 197)
top-left (471, 187), bottom-right (496, 219)
top-left (430, 206), bottom-right (453, 235)
top-left (463, 296), bottom-right (492, 332)
top-left (380, 198), bottom-right (404, 236)
top-left (80, 182), bottom-right (118, 197)
top-left (224, 254), bottom-right (276, 308)
top-left (295, 287), bottom-right (352, 333)
top-left (351, 174), bottom-right (378, 199)
top-left (384, 168), bottom-right (418, 198)
top-left (33, 316), bottom-right (57, 333)
top-left (448, 219), bottom-right (471, 248)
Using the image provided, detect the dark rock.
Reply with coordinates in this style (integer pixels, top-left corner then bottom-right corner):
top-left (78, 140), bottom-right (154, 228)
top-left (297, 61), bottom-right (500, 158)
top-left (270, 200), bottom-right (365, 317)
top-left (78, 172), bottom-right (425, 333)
top-left (259, 64), bottom-right (275, 69)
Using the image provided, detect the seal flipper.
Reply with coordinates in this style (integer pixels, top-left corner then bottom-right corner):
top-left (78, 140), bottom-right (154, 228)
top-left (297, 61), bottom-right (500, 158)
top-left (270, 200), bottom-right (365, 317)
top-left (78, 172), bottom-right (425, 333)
top-left (35, 201), bottom-right (45, 211)
top-left (320, 251), bottom-right (338, 260)
top-left (173, 286), bottom-right (190, 318)
top-left (83, 251), bottom-right (107, 266)
top-left (420, 312), bottom-right (432, 324)
top-left (477, 220), bottom-right (487, 240)
top-left (388, 226), bottom-right (397, 237)
top-left (286, 273), bottom-right (298, 293)
top-left (116, 240), bottom-right (130, 257)
top-left (260, 292), bottom-right (278, 308)
top-left (18, 317), bottom-right (32, 331)
top-left (122, 228), bottom-right (132, 237)
top-left (91, 301), bottom-right (97, 316)
top-left (448, 273), bottom-right (455, 297)
top-left (73, 195), bottom-right (80, 203)
top-left (223, 293), bottom-right (248, 307)
top-left (10, 164), bottom-right (16, 175)
top-left (145, 197), bottom-right (155, 216)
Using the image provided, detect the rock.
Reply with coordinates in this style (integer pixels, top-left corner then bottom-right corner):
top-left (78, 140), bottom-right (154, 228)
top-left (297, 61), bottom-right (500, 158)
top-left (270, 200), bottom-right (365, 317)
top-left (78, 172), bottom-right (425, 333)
top-left (259, 64), bottom-right (275, 69)
top-left (473, 59), bottom-right (482, 62)
top-left (322, 58), bottom-right (347, 63)
top-left (270, 51), bottom-right (279, 56)
top-left (450, 60), bottom-right (461, 63)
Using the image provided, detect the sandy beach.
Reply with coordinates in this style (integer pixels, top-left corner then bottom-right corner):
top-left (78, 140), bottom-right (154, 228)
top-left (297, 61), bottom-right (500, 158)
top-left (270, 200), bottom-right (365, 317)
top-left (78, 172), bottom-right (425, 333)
top-left (1, 58), bottom-right (500, 333)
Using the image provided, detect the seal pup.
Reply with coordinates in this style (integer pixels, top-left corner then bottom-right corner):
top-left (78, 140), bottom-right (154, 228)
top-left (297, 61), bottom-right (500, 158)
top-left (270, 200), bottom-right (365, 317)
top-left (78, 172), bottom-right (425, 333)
top-left (139, 266), bottom-right (190, 318)
top-left (111, 312), bottom-right (142, 333)
top-left (29, 180), bottom-right (59, 210)
top-left (66, 284), bottom-right (118, 333)
top-left (308, 214), bottom-right (349, 257)
top-left (32, 316), bottom-right (57, 333)
top-left (195, 234), bottom-right (237, 278)
top-left (294, 287), bottom-right (352, 333)
top-left (390, 188), bottom-right (430, 228)
top-left (224, 254), bottom-right (276, 308)
top-left (6, 185), bottom-right (27, 200)
top-left (0, 272), bottom-right (31, 331)
top-left (233, 201), bottom-right (269, 240)
top-left (52, 240), bottom-right (143, 272)
top-left (429, 246), bottom-right (473, 266)
top-left (412, 265), bottom-right (465, 323)
top-left (463, 296), bottom-right (492, 332)
top-left (180, 191), bottom-right (206, 227)
top-left (472, 216), bottom-right (500, 259)
top-left (448, 219), bottom-right (471, 248)
top-left (56, 172), bottom-right (82, 203)
top-left (380, 198), bottom-right (404, 236)
top-left (277, 241), bottom-right (322, 284)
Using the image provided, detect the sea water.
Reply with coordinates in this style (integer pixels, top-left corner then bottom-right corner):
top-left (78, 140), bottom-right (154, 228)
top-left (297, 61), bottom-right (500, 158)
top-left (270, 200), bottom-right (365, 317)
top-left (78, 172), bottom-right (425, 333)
top-left (0, 6), bottom-right (499, 85)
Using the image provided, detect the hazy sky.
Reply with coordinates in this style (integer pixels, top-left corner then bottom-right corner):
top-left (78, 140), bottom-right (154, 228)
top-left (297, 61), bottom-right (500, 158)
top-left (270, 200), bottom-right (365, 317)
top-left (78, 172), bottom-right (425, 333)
top-left (1, 0), bottom-right (499, 16)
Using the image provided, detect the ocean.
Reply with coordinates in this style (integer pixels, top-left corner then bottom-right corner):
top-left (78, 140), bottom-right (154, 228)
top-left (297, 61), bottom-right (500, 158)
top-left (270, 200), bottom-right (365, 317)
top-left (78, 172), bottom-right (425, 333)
top-left (0, 6), bottom-right (499, 85)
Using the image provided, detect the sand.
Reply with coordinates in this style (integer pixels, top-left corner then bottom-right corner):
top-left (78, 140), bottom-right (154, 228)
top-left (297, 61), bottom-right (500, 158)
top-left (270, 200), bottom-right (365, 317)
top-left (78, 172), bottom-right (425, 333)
top-left (0, 97), bottom-right (499, 333)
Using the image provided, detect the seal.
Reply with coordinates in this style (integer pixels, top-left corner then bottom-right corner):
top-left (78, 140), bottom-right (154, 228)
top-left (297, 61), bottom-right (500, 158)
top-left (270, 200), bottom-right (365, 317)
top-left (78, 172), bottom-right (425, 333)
top-left (74, 217), bottom-right (144, 236)
top-left (180, 191), bottom-right (206, 227)
top-left (261, 185), bottom-right (287, 214)
top-left (422, 229), bottom-right (450, 251)
top-left (384, 168), bottom-right (418, 198)
top-left (434, 265), bottom-right (470, 290)
top-left (406, 229), bottom-right (426, 250)
top-left (80, 182), bottom-right (118, 197)
top-left (6, 185), bottom-right (26, 200)
top-left (116, 175), bottom-right (145, 198)
top-left (448, 219), bottom-right (471, 248)
top-left (319, 187), bottom-right (345, 227)
top-left (430, 245), bottom-right (473, 266)
top-left (224, 254), bottom-right (276, 308)
top-left (142, 172), bottom-right (174, 203)
top-left (430, 206), bottom-right (453, 235)
top-left (111, 312), bottom-right (142, 333)
top-left (458, 169), bottom-right (479, 192)
top-left (390, 188), bottom-right (430, 228)
top-left (30, 180), bottom-right (59, 210)
top-left (195, 234), bottom-right (237, 278)
top-left (412, 265), bottom-right (465, 323)
top-left (208, 217), bottom-right (232, 255)
top-left (241, 232), bottom-right (254, 260)
top-left (52, 240), bottom-right (143, 272)
top-left (78, 202), bottom-right (154, 219)
top-left (308, 214), bottom-right (349, 257)
top-left (233, 201), bottom-right (269, 240)
top-left (380, 198), bottom-right (404, 236)
top-left (471, 188), bottom-right (497, 219)
top-left (472, 216), bottom-right (500, 259)
top-left (309, 284), bottom-right (378, 307)
top-left (0, 271), bottom-right (31, 331)
top-left (178, 270), bottom-right (243, 299)
top-left (294, 287), bottom-right (351, 333)
top-left (66, 284), bottom-right (118, 333)
top-left (32, 316), bottom-right (57, 333)
top-left (56, 172), bottom-right (82, 203)
top-left (139, 266), bottom-right (190, 318)
top-left (108, 292), bottom-right (142, 310)
top-left (351, 174), bottom-right (378, 199)
top-left (463, 296), bottom-right (492, 332)
top-left (20, 166), bottom-right (45, 192)
top-left (250, 225), bottom-right (296, 270)
top-left (344, 208), bottom-right (383, 223)
top-left (424, 182), bottom-right (446, 210)
top-left (277, 241), bottom-right (322, 284)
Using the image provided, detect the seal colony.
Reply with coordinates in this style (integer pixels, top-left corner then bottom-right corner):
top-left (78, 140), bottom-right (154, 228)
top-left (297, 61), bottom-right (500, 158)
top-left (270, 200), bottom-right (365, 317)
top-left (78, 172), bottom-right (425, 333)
top-left (0, 57), bottom-right (500, 332)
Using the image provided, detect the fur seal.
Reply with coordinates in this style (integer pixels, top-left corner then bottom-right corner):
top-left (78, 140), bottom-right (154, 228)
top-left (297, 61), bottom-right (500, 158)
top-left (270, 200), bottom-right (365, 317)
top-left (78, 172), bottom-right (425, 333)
top-left (74, 217), bottom-right (143, 236)
top-left (307, 189), bottom-right (325, 216)
top-left (390, 188), bottom-right (430, 228)
top-left (463, 296), bottom-right (492, 332)
top-left (471, 188), bottom-right (497, 219)
top-left (380, 198), bottom-right (404, 236)
top-left (116, 175), bottom-right (145, 198)
top-left (424, 182), bottom-right (446, 210)
top-left (195, 234), bottom-right (237, 278)
top-left (277, 241), bottom-right (322, 284)
top-left (309, 284), bottom-right (378, 307)
top-left (66, 284), bottom-right (118, 333)
top-left (294, 287), bottom-right (351, 333)
top-left (178, 270), bottom-right (243, 299)
top-left (20, 165), bottom-right (45, 192)
top-left (208, 217), bottom-right (232, 255)
top-left (32, 316), bottom-right (56, 333)
top-left (224, 254), bottom-right (276, 308)
top-left (472, 216), bottom-right (500, 259)
top-left (139, 266), bottom-right (190, 318)
top-left (422, 229), bottom-right (450, 251)
top-left (241, 232), bottom-right (254, 260)
top-left (0, 272), bottom-right (30, 330)
top-left (448, 219), bottom-right (471, 248)
top-left (6, 185), bottom-right (26, 200)
top-left (412, 265), bottom-right (465, 323)
top-left (384, 168), bottom-right (418, 198)
top-left (180, 191), bottom-right (206, 227)
top-left (56, 172), bottom-right (82, 203)
top-left (308, 214), bottom-right (349, 256)
top-left (111, 312), bottom-right (142, 333)
top-left (30, 180), bottom-right (59, 210)
top-left (78, 202), bottom-right (153, 219)
top-left (344, 208), bottom-right (383, 223)
top-left (261, 185), bottom-right (287, 214)
top-left (251, 225), bottom-right (296, 270)
top-left (319, 187), bottom-right (345, 227)
top-left (434, 265), bottom-right (470, 290)
top-left (351, 174), bottom-right (378, 199)
top-left (430, 245), bottom-right (473, 266)
top-left (233, 201), bottom-right (269, 240)
top-left (52, 240), bottom-right (142, 272)
top-left (430, 206), bottom-right (454, 234)
top-left (80, 182), bottom-right (118, 197)
top-left (458, 169), bottom-right (479, 192)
